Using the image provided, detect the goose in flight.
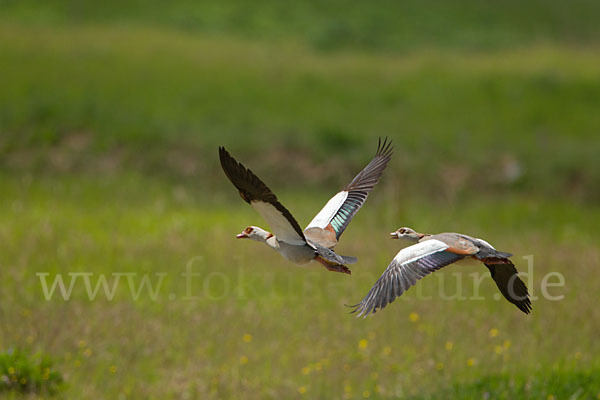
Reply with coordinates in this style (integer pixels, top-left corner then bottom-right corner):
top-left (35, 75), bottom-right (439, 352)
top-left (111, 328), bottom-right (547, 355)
top-left (351, 227), bottom-right (532, 316)
top-left (219, 138), bottom-right (393, 275)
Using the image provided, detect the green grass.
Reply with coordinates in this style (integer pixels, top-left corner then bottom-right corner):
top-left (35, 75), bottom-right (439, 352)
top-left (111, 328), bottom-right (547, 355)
top-left (0, 349), bottom-right (63, 395)
top-left (416, 369), bottom-right (600, 399)
top-left (1, 1), bottom-right (600, 397)
top-left (1, 174), bottom-right (599, 398)
top-left (4, 0), bottom-right (600, 51)
top-left (1, 22), bottom-right (600, 201)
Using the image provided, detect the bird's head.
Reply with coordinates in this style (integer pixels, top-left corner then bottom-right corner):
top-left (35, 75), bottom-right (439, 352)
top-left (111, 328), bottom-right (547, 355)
top-left (236, 226), bottom-right (273, 242)
top-left (390, 227), bottom-right (421, 242)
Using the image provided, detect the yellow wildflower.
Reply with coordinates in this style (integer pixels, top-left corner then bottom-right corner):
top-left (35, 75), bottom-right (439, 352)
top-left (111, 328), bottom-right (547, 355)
top-left (83, 348), bottom-right (92, 357)
top-left (495, 345), bottom-right (503, 355)
top-left (383, 346), bottom-right (392, 356)
top-left (363, 390), bottom-right (371, 398)
top-left (298, 386), bottom-right (307, 394)
top-left (239, 356), bottom-right (248, 365)
top-left (445, 341), bottom-right (453, 351)
top-left (503, 340), bottom-right (511, 349)
top-left (489, 328), bottom-right (499, 338)
top-left (436, 362), bottom-right (444, 370)
top-left (242, 334), bottom-right (253, 343)
top-left (467, 358), bottom-right (476, 367)
top-left (20, 378), bottom-right (27, 385)
top-left (301, 366), bottom-right (311, 375)
top-left (358, 339), bottom-right (368, 349)
top-left (7, 367), bottom-right (15, 375)
top-left (109, 365), bottom-right (117, 374)
top-left (78, 340), bottom-right (86, 348)
top-left (409, 312), bottom-right (419, 322)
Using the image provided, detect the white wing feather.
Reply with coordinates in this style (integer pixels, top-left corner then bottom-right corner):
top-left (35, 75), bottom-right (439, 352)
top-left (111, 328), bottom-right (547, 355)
top-left (251, 201), bottom-right (306, 245)
top-left (393, 239), bottom-right (449, 265)
top-left (305, 191), bottom-right (348, 230)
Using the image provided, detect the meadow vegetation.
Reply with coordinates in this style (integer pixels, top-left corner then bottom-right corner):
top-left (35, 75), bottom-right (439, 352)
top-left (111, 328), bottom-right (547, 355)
top-left (1, 1), bottom-right (599, 398)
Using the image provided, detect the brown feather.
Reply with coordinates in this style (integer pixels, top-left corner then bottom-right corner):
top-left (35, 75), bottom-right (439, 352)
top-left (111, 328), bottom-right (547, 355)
top-left (426, 233), bottom-right (479, 255)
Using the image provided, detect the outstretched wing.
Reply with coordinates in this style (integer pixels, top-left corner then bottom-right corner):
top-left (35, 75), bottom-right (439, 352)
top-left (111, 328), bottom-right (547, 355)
top-left (304, 137), bottom-right (393, 246)
top-left (219, 147), bottom-right (306, 245)
top-left (485, 263), bottom-right (532, 314)
top-left (350, 239), bottom-right (464, 317)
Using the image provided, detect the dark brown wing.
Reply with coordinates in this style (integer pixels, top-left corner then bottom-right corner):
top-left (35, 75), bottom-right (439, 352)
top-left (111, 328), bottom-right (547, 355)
top-left (219, 147), bottom-right (306, 245)
top-left (485, 262), bottom-right (532, 314)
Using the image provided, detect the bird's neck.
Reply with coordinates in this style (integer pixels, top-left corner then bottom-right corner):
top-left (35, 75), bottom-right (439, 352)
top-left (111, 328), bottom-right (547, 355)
top-left (251, 229), bottom-right (277, 247)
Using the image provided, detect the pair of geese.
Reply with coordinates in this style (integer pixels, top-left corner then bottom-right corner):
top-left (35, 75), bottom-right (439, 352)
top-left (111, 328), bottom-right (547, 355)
top-left (219, 139), bottom-right (532, 317)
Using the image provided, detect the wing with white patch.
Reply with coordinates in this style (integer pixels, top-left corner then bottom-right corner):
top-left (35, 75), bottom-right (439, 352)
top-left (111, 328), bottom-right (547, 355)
top-left (219, 147), bottom-right (307, 245)
top-left (305, 137), bottom-right (393, 241)
top-left (305, 191), bottom-right (348, 231)
top-left (350, 239), bottom-right (465, 317)
top-left (250, 201), bottom-right (306, 245)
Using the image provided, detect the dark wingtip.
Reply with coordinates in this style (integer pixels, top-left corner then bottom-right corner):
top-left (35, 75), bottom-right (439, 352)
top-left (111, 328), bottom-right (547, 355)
top-left (344, 303), bottom-right (363, 316)
top-left (218, 146), bottom-right (231, 164)
top-left (515, 295), bottom-right (532, 314)
top-left (218, 146), bottom-right (236, 175)
top-left (521, 299), bottom-right (532, 314)
top-left (376, 136), bottom-right (394, 158)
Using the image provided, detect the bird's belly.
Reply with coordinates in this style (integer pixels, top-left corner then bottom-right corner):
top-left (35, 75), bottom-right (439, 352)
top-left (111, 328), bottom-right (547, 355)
top-left (277, 242), bottom-right (315, 265)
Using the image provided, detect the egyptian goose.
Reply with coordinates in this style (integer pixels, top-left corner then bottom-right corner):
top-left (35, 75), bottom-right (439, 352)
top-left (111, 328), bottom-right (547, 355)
top-left (351, 227), bottom-right (532, 316)
top-left (219, 138), bottom-right (393, 275)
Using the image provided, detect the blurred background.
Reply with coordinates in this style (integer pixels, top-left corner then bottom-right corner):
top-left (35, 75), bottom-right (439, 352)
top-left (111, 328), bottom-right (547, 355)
top-left (0, 1), bottom-right (599, 398)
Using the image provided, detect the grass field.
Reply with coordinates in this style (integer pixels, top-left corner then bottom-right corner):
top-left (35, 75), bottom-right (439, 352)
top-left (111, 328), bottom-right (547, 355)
top-left (1, 174), bottom-right (599, 399)
top-left (2, 21), bottom-right (600, 201)
top-left (1, 1), bottom-right (600, 398)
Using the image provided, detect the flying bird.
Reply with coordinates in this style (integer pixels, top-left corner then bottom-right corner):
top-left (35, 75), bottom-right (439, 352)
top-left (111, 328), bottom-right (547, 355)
top-left (219, 138), bottom-right (393, 274)
top-left (351, 227), bottom-right (532, 316)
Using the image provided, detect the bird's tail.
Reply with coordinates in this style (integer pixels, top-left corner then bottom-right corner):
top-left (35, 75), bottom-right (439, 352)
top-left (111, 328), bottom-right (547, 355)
top-left (340, 255), bottom-right (358, 264)
top-left (312, 242), bottom-right (357, 265)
